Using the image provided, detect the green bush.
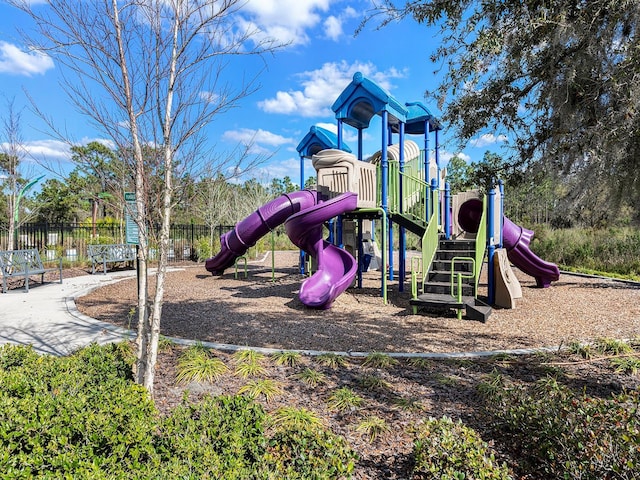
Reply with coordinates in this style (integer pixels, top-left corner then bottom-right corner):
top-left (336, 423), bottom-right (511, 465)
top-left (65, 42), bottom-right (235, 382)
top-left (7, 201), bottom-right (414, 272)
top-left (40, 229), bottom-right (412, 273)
top-left (481, 376), bottom-right (640, 479)
top-left (0, 344), bottom-right (359, 479)
top-left (263, 425), bottom-right (357, 479)
top-left (156, 395), bottom-right (267, 478)
top-left (412, 416), bottom-right (511, 479)
top-left (0, 344), bottom-right (158, 479)
top-left (194, 236), bottom-right (212, 262)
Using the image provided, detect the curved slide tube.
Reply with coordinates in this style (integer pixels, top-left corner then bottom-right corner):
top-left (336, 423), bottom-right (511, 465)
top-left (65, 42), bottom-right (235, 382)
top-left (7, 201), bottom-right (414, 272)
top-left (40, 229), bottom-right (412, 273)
top-left (459, 199), bottom-right (559, 288)
top-left (285, 192), bottom-right (359, 309)
top-left (502, 216), bottom-right (559, 288)
top-left (205, 190), bottom-right (317, 275)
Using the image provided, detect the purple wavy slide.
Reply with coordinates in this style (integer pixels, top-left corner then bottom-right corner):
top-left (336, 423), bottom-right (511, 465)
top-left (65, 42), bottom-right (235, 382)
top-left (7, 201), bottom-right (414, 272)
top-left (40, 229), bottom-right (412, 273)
top-left (459, 198), bottom-right (559, 288)
top-left (205, 189), bottom-right (359, 309)
top-left (502, 216), bottom-right (559, 288)
top-left (205, 190), bottom-right (317, 275)
top-left (285, 192), bottom-right (359, 309)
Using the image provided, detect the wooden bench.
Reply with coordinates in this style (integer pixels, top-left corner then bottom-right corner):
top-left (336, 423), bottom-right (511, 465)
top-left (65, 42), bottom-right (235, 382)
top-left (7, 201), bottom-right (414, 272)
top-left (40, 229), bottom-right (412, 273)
top-left (87, 244), bottom-right (136, 274)
top-left (0, 249), bottom-right (63, 293)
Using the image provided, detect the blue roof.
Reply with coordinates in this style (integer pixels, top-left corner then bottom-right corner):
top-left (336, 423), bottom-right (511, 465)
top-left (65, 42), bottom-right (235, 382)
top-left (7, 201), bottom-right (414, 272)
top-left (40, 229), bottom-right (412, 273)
top-left (331, 72), bottom-right (408, 129)
top-left (296, 125), bottom-right (352, 157)
top-left (393, 102), bottom-right (443, 134)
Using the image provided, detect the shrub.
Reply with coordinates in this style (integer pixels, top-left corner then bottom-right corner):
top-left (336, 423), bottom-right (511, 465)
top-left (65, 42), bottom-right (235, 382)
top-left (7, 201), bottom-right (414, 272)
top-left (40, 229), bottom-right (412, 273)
top-left (263, 426), bottom-right (357, 479)
top-left (156, 395), bottom-right (267, 478)
top-left (176, 348), bottom-right (228, 384)
top-left (194, 236), bottom-right (212, 262)
top-left (362, 352), bottom-right (398, 369)
top-left (482, 376), bottom-right (640, 479)
top-left (0, 344), bottom-right (158, 478)
top-left (412, 416), bottom-right (511, 480)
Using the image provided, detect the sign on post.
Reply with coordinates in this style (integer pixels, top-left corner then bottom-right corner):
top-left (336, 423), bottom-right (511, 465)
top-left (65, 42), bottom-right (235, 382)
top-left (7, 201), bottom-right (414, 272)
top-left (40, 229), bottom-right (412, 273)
top-left (124, 192), bottom-right (139, 245)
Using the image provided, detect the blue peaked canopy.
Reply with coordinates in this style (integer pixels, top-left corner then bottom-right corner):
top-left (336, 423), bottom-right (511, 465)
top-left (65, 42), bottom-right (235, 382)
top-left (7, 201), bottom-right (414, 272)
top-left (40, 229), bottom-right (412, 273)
top-left (331, 72), bottom-right (407, 129)
top-left (296, 125), bottom-right (352, 157)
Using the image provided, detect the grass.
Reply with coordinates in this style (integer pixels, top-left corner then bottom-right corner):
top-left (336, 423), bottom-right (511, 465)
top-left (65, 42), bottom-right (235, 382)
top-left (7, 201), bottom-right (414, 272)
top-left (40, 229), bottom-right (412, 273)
top-left (316, 353), bottom-right (347, 369)
top-left (272, 350), bottom-right (302, 367)
top-left (233, 349), bottom-right (268, 378)
top-left (327, 387), bottom-right (364, 413)
top-left (295, 368), bottom-right (327, 387)
top-left (362, 352), bottom-right (398, 369)
top-left (356, 415), bottom-right (391, 442)
top-left (269, 406), bottom-right (325, 430)
top-left (238, 379), bottom-right (283, 402)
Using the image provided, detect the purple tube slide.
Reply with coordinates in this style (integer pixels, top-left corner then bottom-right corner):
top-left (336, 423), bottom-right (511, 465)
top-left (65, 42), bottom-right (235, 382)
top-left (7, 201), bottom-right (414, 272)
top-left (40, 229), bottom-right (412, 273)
top-left (205, 190), bottom-right (317, 275)
top-left (458, 199), bottom-right (559, 288)
top-left (285, 192), bottom-right (359, 309)
top-left (502, 216), bottom-right (559, 288)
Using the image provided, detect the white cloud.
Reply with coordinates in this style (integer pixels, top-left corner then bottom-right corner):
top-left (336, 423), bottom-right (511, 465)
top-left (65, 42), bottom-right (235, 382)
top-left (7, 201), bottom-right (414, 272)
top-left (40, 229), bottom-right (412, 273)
top-left (200, 90), bottom-right (220, 104)
top-left (440, 151), bottom-right (471, 164)
top-left (323, 7), bottom-right (359, 41)
top-left (222, 128), bottom-right (293, 147)
top-left (258, 61), bottom-right (408, 117)
top-left (469, 133), bottom-right (507, 148)
top-left (21, 139), bottom-right (70, 160)
top-left (0, 41), bottom-right (54, 76)
top-left (242, 0), bottom-right (331, 46)
top-left (324, 16), bottom-right (343, 41)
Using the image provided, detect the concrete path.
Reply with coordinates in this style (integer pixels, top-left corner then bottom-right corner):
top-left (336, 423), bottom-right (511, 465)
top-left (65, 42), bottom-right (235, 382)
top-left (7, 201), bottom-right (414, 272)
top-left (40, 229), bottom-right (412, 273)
top-left (0, 271), bottom-right (135, 355)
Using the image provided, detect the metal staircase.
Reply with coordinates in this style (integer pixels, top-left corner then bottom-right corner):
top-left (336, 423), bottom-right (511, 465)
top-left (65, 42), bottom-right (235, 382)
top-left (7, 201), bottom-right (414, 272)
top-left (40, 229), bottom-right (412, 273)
top-left (410, 236), bottom-right (492, 322)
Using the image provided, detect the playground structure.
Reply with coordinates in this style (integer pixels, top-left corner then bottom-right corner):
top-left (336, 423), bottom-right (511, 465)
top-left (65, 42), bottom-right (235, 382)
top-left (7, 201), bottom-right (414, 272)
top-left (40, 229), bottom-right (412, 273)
top-left (206, 72), bottom-right (559, 318)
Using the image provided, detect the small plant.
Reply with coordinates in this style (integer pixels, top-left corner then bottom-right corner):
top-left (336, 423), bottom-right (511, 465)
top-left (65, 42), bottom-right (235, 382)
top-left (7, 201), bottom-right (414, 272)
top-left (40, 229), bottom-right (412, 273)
top-left (391, 396), bottom-right (425, 412)
top-left (569, 341), bottom-right (592, 359)
top-left (358, 373), bottom-right (391, 391)
top-left (176, 349), bottom-right (228, 384)
top-left (316, 352), bottom-right (346, 369)
top-left (595, 337), bottom-right (633, 355)
top-left (269, 406), bottom-right (324, 430)
top-left (477, 369), bottom-right (506, 398)
top-left (327, 387), bottom-right (363, 413)
top-left (356, 415), bottom-right (390, 442)
top-left (433, 373), bottom-right (459, 387)
top-left (362, 352), bottom-right (398, 369)
top-left (233, 349), bottom-right (268, 378)
top-left (294, 367), bottom-right (327, 387)
top-left (610, 356), bottom-right (640, 375)
top-left (272, 350), bottom-right (302, 367)
top-left (406, 357), bottom-right (432, 369)
top-left (158, 335), bottom-right (174, 352)
top-left (238, 379), bottom-right (283, 402)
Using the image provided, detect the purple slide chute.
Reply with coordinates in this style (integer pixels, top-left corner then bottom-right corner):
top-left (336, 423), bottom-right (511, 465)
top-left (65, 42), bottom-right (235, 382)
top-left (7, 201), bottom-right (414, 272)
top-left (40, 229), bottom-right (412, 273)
top-left (205, 190), bottom-right (317, 275)
top-left (502, 216), bottom-right (559, 288)
top-left (285, 192), bottom-right (359, 309)
top-left (458, 199), bottom-right (559, 288)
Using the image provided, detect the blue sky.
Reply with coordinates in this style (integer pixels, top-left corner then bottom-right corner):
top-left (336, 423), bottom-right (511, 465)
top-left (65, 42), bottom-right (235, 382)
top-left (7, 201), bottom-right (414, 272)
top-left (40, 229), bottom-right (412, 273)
top-left (0, 0), bottom-right (507, 187)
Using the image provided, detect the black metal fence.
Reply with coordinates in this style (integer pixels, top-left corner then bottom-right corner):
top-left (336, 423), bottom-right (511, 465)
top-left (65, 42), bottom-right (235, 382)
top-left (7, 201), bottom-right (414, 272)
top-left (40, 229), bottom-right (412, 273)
top-left (0, 222), bottom-right (234, 263)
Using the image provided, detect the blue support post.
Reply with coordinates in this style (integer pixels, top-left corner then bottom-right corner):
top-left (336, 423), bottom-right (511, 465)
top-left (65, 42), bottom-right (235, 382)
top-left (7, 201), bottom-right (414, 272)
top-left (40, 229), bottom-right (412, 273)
top-left (337, 119), bottom-right (343, 150)
top-left (487, 185), bottom-right (496, 305)
top-left (358, 128), bottom-right (363, 160)
top-left (444, 181), bottom-right (451, 240)
top-left (430, 178), bottom-right (438, 219)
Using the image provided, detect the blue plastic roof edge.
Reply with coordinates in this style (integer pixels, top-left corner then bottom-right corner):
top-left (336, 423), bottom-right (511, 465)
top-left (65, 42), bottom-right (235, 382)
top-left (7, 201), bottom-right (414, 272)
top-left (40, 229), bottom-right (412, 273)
top-left (296, 125), bottom-right (352, 157)
top-left (395, 101), bottom-right (443, 134)
top-left (331, 72), bottom-right (408, 129)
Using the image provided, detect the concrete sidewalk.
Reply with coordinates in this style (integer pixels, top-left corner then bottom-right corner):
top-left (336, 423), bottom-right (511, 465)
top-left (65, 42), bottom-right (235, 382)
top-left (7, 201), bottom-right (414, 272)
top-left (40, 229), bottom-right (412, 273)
top-left (0, 271), bottom-right (136, 355)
